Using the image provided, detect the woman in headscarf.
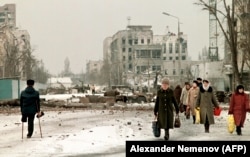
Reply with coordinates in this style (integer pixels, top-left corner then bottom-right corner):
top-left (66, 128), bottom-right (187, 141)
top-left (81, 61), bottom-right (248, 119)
top-left (228, 85), bottom-right (250, 135)
top-left (195, 79), bottom-right (220, 133)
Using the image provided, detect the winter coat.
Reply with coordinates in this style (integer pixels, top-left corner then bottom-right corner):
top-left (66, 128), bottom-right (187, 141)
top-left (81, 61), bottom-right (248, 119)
top-left (187, 87), bottom-right (200, 116)
top-left (180, 86), bottom-right (189, 106)
top-left (174, 85), bottom-right (182, 104)
top-left (195, 86), bottom-right (219, 125)
top-left (154, 88), bottom-right (179, 129)
top-left (228, 92), bottom-right (249, 127)
top-left (20, 86), bottom-right (40, 115)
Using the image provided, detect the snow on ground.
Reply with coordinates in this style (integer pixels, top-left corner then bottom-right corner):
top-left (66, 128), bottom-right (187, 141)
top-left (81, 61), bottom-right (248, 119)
top-left (0, 94), bottom-right (250, 157)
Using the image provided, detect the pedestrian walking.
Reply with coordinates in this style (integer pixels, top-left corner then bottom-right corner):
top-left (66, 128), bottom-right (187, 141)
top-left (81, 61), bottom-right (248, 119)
top-left (174, 84), bottom-right (182, 105)
top-left (92, 84), bottom-right (95, 95)
top-left (20, 79), bottom-right (41, 138)
top-left (197, 77), bottom-right (203, 88)
top-left (228, 85), bottom-right (250, 135)
top-left (195, 79), bottom-right (220, 133)
top-left (180, 82), bottom-right (191, 116)
top-left (186, 80), bottom-right (200, 123)
top-left (154, 77), bottom-right (179, 140)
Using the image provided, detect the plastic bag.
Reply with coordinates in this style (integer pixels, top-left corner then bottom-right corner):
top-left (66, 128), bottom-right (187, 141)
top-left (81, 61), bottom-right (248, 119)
top-left (214, 107), bottom-right (222, 116)
top-left (227, 114), bottom-right (235, 134)
top-left (195, 107), bottom-right (200, 124)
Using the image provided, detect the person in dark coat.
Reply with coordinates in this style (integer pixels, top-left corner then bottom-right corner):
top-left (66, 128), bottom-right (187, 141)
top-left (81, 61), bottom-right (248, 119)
top-left (228, 85), bottom-right (250, 135)
top-left (154, 77), bottom-right (179, 140)
top-left (197, 77), bottom-right (203, 88)
top-left (174, 85), bottom-right (182, 105)
top-left (20, 79), bottom-right (41, 138)
top-left (195, 79), bottom-right (220, 133)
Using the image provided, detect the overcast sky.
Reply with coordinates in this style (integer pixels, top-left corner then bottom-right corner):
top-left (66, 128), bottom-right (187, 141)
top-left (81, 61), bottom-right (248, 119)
top-left (0, 0), bottom-right (211, 75)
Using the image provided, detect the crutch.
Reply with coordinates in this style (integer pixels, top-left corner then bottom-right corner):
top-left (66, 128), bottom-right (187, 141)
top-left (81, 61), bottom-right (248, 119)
top-left (38, 117), bottom-right (42, 138)
top-left (22, 122), bottom-right (24, 139)
top-left (36, 101), bottom-right (43, 138)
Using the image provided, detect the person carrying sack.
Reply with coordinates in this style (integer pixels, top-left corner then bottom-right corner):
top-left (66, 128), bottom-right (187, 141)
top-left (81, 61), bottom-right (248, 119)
top-left (20, 79), bottom-right (42, 138)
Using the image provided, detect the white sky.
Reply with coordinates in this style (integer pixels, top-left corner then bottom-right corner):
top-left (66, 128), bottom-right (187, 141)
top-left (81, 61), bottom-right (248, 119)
top-left (0, 0), bottom-right (211, 75)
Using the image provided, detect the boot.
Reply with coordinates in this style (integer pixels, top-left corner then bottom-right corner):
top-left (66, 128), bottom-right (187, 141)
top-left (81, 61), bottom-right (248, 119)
top-left (204, 124), bottom-right (209, 133)
top-left (193, 116), bottom-right (196, 124)
top-left (236, 126), bottom-right (242, 135)
top-left (164, 129), bottom-right (169, 140)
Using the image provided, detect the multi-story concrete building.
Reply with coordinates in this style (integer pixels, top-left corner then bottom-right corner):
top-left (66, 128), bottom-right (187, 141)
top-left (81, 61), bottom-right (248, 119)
top-left (103, 25), bottom-right (190, 87)
top-left (86, 60), bottom-right (103, 84)
top-left (13, 29), bottom-right (31, 79)
top-left (103, 37), bottom-right (112, 62)
top-left (0, 4), bottom-right (16, 29)
top-left (0, 4), bottom-right (31, 80)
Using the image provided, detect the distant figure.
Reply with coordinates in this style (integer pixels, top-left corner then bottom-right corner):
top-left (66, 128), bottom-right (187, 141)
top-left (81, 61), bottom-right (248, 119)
top-left (20, 79), bottom-right (41, 138)
top-left (186, 80), bottom-right (200, 122)
top-left (174, 85), bottom-right (182, 105)
top-left (196, 77), bottom-right (203, 88)
top-left (92, 84), bottom-right (95, 95)
top-left (180, 82), bottom-right (191, 115)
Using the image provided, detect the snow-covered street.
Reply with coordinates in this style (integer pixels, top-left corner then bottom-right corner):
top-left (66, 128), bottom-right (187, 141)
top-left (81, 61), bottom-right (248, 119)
top-left (0, 103), bottom-right (250, 157)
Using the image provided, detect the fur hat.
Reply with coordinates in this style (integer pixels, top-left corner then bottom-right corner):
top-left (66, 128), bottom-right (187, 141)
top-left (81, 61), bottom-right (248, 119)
top-left (161, 78), bottom-right (169, 84)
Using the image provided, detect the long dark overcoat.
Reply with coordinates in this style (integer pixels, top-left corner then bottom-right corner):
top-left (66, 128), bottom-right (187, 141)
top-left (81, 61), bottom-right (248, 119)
top-left (154, 88), bottom-right (179, 129)
top-left (195, 86), bottom-right (219, 124)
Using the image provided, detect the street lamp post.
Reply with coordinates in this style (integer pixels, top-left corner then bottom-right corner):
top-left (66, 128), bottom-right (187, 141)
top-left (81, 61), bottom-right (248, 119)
top-left (162, 12), bottom-right (181, 83)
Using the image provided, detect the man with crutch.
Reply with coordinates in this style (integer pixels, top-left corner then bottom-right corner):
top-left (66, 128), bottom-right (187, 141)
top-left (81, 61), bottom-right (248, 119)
top-left (20, 79), bottom-right (42, 139)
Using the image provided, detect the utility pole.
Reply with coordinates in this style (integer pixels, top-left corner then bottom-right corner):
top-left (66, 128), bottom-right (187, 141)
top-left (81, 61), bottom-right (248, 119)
top-left (162, 12), bottom-right (182, 84)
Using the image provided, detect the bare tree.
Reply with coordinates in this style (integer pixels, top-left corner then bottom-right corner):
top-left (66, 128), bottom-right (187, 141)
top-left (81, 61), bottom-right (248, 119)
top-left (32, 59), bottom-right (50, 83)
top-left (237, 1), bottom-right (250, 70)
top-left (195, 0), bottom-right (242, 87)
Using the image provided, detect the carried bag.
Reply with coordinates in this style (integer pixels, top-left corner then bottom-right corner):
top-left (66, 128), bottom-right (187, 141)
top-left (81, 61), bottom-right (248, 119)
top-left (227, 114), bottom-right (235, 134)
top-left (174, 114), bottom-right (181, 128)
top-left (214, 107), bottom-right (222, 116)
top-left (195, 107), bottom-right (200, 124)
top-left (152, 116), bottom-right (161, 137)
top-left (179, 103), bottom-right (185, 113)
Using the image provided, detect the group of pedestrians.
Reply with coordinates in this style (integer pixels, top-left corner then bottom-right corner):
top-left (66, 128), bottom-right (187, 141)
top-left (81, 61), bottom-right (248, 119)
top-left (154, 77), bottom-right (250, 141)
